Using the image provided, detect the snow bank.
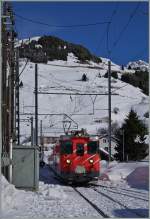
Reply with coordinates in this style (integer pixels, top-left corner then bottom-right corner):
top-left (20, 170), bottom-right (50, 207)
top-left (99, 161), bottom-right (149, 190)
top-left (1, 174), bottom-right (67, 218)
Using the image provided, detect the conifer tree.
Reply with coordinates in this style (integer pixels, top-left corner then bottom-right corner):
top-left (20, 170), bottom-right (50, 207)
top-left (114, 109), bottom-right (148, 161)
top-left (82, 73), bottom-right (87, 81)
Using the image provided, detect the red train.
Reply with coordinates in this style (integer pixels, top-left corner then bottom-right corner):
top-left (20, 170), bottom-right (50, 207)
top-left (50, 130), bottom-right (100, 183)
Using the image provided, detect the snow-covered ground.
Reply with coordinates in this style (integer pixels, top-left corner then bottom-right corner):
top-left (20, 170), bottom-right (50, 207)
top-left (127, 60), bottom-right (149, 71)
top-left (19, 55), bottom-right (148, 142)
top-left (99, 161), bottom-right (149, 190)
top-left (1, 161), bottom-right (149, 218)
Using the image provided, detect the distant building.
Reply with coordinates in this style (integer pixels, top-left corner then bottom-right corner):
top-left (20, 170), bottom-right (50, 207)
top-left (99, 134), bottom-right (117, 156)
top-left (38, 136), bottom-right (59, 145)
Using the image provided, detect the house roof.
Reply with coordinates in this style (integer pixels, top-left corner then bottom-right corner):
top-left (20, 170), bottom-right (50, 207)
top-left (99, 134), bottom-right (118, 142)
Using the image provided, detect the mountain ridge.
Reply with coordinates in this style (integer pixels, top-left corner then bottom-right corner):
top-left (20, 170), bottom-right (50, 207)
top-left (17, 35), bottom-right (102, 64)
top-left (16, 35), bottom-right (148, 72)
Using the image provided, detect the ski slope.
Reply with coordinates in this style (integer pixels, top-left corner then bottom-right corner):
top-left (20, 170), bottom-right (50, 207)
top-left (19, 54), bottom-right (148, 141)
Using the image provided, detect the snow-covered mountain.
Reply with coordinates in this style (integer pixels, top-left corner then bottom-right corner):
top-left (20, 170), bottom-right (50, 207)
top-left (127, 60), bottom-right (149, 71)
top-left (19, 52), bottom-right (148, 142)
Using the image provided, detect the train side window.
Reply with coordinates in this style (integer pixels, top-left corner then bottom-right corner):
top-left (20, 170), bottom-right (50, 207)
top-left (60, 141), bottom-right (73, 154)
top-left (76, 143), bottom-right (84, 156)
top-left (87, 141), bottom-right (98, 154)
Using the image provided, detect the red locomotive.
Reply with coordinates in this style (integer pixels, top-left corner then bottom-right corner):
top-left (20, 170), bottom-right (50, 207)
top-left (50, 130), bottom-right (100, 183)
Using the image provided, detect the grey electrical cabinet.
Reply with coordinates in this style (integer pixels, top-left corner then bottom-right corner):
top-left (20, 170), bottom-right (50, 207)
top-left (12, 146), bottom-right (39, 190)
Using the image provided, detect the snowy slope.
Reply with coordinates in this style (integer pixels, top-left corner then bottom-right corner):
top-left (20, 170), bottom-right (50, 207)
top-left (19, 54), bottom-right (148, 142)
top-left (127, 60), bottom-right (149, 71)
top-left (15, 36), bottom-right (40, 47)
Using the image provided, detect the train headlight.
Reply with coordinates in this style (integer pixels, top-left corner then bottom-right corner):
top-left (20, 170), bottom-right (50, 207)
top-left (66, 159), bottom-right (71, 164)
top-left (89, 159), bottom-right (94, 164)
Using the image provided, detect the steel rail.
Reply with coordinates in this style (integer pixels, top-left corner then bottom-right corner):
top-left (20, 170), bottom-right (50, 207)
top-left (73, 187), bottom-right (109, 218)
top-left (92, 187), bottom-right (147, 218)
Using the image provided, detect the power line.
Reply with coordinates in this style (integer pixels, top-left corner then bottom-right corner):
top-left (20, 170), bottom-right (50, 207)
top-left (106, 2), bottom-right (119, 57)
top-left (15, 38), bottom-right (31, 83)
top-left (96, 80), bottom-right (130, 105)
top-left (36, 91), bottom-right (119, 96)
top-left (18, 58), bottom-right (29, 78)
top-left (14, 13), bottom-right (110, 29)
top-left (112, 84), bottom-right (129, 93)
top-left (111, 2), bottom-right (141, 52)
top-left (94, 24), bottom-right (108, 54)
top-left (14, 58), bottom-right (29, 86)
top-left (95, 2), bottom-right (119, 55)
top-left (106, 22), bottom-right (111, 56)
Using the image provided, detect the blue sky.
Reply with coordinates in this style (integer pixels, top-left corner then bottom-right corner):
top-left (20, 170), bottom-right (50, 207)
top-left (13, 1), bottom-right (148, 65)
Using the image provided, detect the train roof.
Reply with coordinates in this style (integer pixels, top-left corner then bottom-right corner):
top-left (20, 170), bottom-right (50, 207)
top-left (59, 131), bottom-right (99, 141)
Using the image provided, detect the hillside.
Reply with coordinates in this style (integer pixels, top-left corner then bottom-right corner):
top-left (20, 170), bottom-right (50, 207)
top-left (121, 70), bottom-right (148, 95)
top-left (17, 35), bottom-right (102, 64)
top-left (127, 60), bottom-right (149, 71)
top-left (18, 50), bottom-right (148, 142)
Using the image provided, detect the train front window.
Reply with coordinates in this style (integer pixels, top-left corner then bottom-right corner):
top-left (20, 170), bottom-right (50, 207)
top-left (60, 141), bottom-right (73, 154)
top-left (76, 143), bottom-right (84, 156)
top-left (87, 141), bottom-right (98, 154)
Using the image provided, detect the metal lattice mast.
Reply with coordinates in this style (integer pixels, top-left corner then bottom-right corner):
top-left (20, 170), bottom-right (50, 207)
top-left (1, 2), bottom-right (16, 180)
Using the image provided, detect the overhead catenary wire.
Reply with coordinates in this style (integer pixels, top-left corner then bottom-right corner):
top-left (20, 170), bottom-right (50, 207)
top-left (94, 24), bottom-right (109, 54)
top-left (95, 2), bottom-right (119, 56)
top-left (111, 2), bottom-right (141, 53)
top-left (36, 91), bottom-right (118, 95)
top-left (100, 2), bottom-right (143, 160)
top-left (14, 13), bottom-right (110, 29)
top-left (99, 3), bottom-right (118, 162)
top-left (17, 2), bottom-right (146, 139)
top-left (14, 38), bottom-right (31, 85)
top-left (106, 2), bottom-right (119, 57)
top-left (111, 84), bottom-right (129, 93)
top-left (18, 58), bottom-right (29, 78)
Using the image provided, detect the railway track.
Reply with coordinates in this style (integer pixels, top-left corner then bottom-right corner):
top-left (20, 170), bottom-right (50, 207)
top-left (42, 167), bottom-right (148, 218)
top-left (89, 184), bottom-right (148, 202)
top-left (73, 187), bottom-right (109, 218)
top-left (89, 182), bottom-right (148, 194)
top-left (73, 186), bottom-right (147, 218)
top-left (92, 187), bottom-right (148, 218)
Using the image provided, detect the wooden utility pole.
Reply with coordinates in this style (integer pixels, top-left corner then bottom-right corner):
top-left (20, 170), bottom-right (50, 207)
top-left (108, 60), bottom-right (111, 162)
